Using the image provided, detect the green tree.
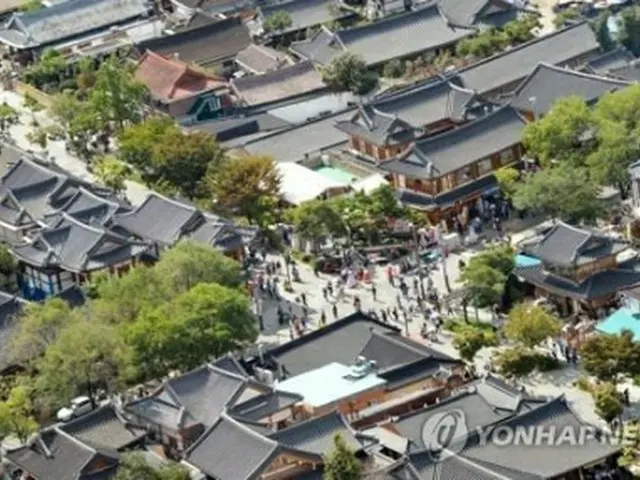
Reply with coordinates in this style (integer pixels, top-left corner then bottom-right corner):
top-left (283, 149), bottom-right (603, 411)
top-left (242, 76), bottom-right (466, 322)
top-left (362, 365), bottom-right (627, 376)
top-left (512, 165), bottom-right (603, 224)
top-left (115, 454), bottom-right (191, 480)
top-left (618, 6), bottom-right (640, 56)
top-left (322, 53), bottom-right (378, 95)
top-left (23, 49), bottom-right (66, 89)
top-left (92, 155), bottom-right (132, 193)
top-left (580, 330), bottom-right (640, 383)
top-left (10, 298), bottom-right (72, 364)
top-left (493, 346), bottom-right (537, 378)
top-left (495, 167), bottom-right (519, 199)
top-left (117, 116), bottom-right (176, 169)
top-left (522, 96), bottom-right (594, 167)
top-left (288, 199), bottom-right (346, 250)
top-left (206, 155), bottom-right (281, 226)
top-left (503, 14), bottom-right (540, 44)
top-left (504, 303), bottom-right (562, 349)
top-left (125, 283), bottom-right (257, 379)
top-left (592, 382), bottom-right (624, 424)
top-left (263, 11), bottom-right (293, 33)
top-left (0, 381), bottom-right (38, 443)
top-left (154, 241), bottom-right (245, 293)
top-left (453, 324), bottom-right (499, 362)
top-left (324, 433), bottom-right (363, 480)
top-left (459, 245), bottom-right (514, 308)
top-left (553, 7), bottom-right (580, 28)
top-left (88, 56), bottom-right (147, 131)
top-left (383, 59), bottom-right (405, 78)
top-left (592, 11), bottom-right (615, 52)
top-left (21, 0), bottom-right (42, 11)
top-left (0, 102), bottom-right (18, 132)
top-left (36, 317), bottom-right (133, 408)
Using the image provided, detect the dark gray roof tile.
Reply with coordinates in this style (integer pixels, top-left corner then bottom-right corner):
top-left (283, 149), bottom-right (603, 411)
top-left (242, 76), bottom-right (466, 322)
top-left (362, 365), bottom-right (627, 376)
top-left (584, 47), bottom-right (635, 74)
top-left (185, 414), bottom-right (280, 480)
top-left (231, 60), bottom-right (326, 106)
top-left (437, 0), bottom-right (517, 27)
top-left (0, 0), bottom-right (150, 49)
top-left (510, 63), bottom-right (629, 116)
top-left (137, 17), bottom-right (251, 66)
top-left (268, 410), bottom-right (363, 455)
top-left (259, 0), bottom-right (355, 34)
top-left (60, 404), bottom-right (145, 452)
top-left (230, 389), bottom-right (302, 421)
top-left (381, 107), bottom-right (525, 179)
top-left (235, 44), bottom-right (293, 75)
top-left (458, 22), bottom-right (601, 95)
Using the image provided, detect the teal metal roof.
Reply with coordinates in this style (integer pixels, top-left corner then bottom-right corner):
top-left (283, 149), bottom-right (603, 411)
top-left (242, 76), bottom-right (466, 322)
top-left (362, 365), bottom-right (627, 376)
top-left (596, 306), bottom-right (640, 341)
top-left (515, 254), bottom-right (541, 267)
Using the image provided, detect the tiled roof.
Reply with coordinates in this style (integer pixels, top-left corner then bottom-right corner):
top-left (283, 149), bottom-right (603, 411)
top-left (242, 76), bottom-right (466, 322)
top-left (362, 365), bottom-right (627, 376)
top-left (239, 108), bottom-right (353, 162)
top-left (396, 174), bottom-right (499, 211)
top-left (254, 311), bottom-right (401, 377)
top-left (606, 59), bottom-right (640, 83)
top-left (137, 17), bottom-right (251, 66)
top-left (126, 364), bottom-right (250, 431)
top-left (290, 3), bottom-right (475, 66)
top-left (510, 63), bottom-right (630, 116)
top-left (0, 0), bottom-right (151, 49)
top-left (458, 22), bottom-right (601, 95)
top-left (47, 187), bottom-right (130, 227)
top-left (231, 60), bottom-right (326, 106)
top-left (289, 27), bottom-right (337, 65)
top-left (135, 50), bottom-right (227, 102)
top-left (268, 410), bottom-right (364, 455)
top-left (230, 389), bottom-right (302, 421)
top-left (584, 47), bottom-right (634, 74)
top-left (0, 290), bottom-right (27, 372)
top-left (114, 192), bottom-right (202, 246)
top-left (381, 107), bottom-right (525, 179)
top-left (184, 414), bottom-right (283, 480)
top-left (12, 213), bottom-right (149, 273)
top-left (5, 428), bottom-right (119, 480)
top-left (520, 221), bottom-right (629, 267)
top-left (235, 44), bottom-right (293, 75)
top-left (459, 397), bottom-right (621, 478)
top-left (60, 404), bottom-right (145, 452)
top-left (335, 105), bottom-right (415, 146)
top-left (259, 0), bottom-right (355, 34)
top-left (189, 113), bottom-right (292, 142)
top-left (211, 352), bottom-right (249, 377)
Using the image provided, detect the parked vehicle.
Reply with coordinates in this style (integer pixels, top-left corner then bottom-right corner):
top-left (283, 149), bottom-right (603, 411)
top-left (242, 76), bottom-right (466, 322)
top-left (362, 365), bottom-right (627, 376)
top-left (56, 395), bottom-right (93, 422)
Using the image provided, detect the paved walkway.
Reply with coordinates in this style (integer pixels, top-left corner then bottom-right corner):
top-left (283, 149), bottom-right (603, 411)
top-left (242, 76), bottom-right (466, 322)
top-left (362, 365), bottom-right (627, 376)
top-left (0, 88), bottom-right (151, 206)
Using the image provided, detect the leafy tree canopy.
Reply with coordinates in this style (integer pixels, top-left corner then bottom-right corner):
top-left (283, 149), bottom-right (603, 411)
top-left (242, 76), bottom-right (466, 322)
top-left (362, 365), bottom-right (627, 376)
top-left (512, 165), bottom-right (603, 224)
top-left (459, 245), bottom-right (514, 308)
top-left (115, 454), bottom-right (191, 480)
top-left (324, 434), bottom-right (363, 480)
top-left (322, 53), bottom-right (378, 95)
top-left (206, 155), bottom-right (281, 226)
top-left (592, 382), bottom-right (624, 424)
top-left (263, 11), bottom-right (293, 33)
top-left (504, 303), bottom-right (562, 349)
top-left (453, 324), bottom-right (499, 362)
top-left (0, 380), bottom-right (38, 443)
top-left (580, 330), bottom-right (640, 383)
top-left (92, 155), bottom-right (132, 193)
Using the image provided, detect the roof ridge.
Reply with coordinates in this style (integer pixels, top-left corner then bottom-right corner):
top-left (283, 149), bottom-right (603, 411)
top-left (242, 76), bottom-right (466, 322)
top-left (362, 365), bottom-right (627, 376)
top-left (459, 21), bottom-right (592, 74)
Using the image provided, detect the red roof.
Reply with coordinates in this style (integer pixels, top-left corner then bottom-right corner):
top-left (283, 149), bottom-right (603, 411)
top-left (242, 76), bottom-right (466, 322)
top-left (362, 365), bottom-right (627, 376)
top-left (135, 50), bottom-right (227, 102)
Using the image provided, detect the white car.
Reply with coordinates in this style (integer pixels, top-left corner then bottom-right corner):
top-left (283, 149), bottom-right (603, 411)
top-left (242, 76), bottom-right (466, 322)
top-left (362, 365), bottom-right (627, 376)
top-left (56, 396), bottom-right (93, 422)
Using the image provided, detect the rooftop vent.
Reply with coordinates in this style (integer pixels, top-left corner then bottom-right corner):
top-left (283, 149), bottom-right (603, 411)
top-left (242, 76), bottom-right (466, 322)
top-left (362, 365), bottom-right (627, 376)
top-left (345, 357), bottom-right (375, 380)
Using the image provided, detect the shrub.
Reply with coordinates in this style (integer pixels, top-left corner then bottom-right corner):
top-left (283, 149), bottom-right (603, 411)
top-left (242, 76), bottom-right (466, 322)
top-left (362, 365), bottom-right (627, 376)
top-left (575, 375), bottom-right (594, 392)
top-left (59, 78), bottom-right (78, 92)
top-left (493, 347), bottom-right (560, 378)
top-left (383, 60), bottom-right (405, 78)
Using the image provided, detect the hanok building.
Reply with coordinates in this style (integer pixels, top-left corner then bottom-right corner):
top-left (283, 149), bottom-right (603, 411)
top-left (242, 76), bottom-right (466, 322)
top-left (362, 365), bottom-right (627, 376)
top-left (457, 21), bottom-right (602, 99)
top-left (12, 213), bottom-right (151, 300)
top-left (230, 60), bottom-right (327, 107)
top-left (114, 192), bottom-right (245, 259)
top-left (515, 221), bottom-right (640, 315)
top-left (384, 381), bottom-right (621, 479)
top-left (184, 410), bottom-right (374, 480)
top-left (0, 156), bottom-right (116, 243)
top-left (290, 4), bottom-right (475, 68)
top-left (358, 106), bottom-right (526, 226)
top-left (135, 50), bottom-right (232, 120)
top-left (136, 17), bottom-right (251, 70)
top-left (582, 47), bottom-right (635, 76)
top-left (334, 75), bottom-right (488, 157)
top-left (249, 312), bottom-right (466, 422)
top-left (0, 0), bottom-right (152, 60)
top-left (509, 63), bottom-right (630, 120)
top-left (257, 0), bottom-right (356, 38)
top-left (235, 44), bottom-right (294, 75)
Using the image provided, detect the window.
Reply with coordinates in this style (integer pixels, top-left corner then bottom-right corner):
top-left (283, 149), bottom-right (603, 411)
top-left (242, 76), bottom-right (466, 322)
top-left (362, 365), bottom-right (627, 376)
top-left (477, 158), bottom-right (492, 175)
top-left (456, 166), bottom-right (473, 184)
top-left (500, 149), bottom-right (515, 166)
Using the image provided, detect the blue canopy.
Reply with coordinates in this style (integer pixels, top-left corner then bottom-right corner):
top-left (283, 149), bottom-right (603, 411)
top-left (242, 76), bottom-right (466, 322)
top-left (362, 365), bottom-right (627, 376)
top-left (515, 254), bottom-right (541, 267)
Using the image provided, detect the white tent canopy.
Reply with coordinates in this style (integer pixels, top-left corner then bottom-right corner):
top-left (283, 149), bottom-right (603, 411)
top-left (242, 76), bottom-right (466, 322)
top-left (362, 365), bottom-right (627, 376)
top-left (277, 162), bottom-right (348, 205)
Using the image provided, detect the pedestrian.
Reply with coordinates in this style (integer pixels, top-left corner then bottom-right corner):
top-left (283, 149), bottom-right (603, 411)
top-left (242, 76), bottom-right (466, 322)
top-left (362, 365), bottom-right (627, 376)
top-left (392, 307), bottom-right (399, 321)
top-left (301, 292), bottom-right (307, 307)
top-left (381, 310), bottom-right (388, 323)
top-left (371, 283), bottom-right (377, 301)
top-left (322, 287), bottom-right (328, 301)
top-left (320, 310), bottom-right (326, 326)
top-left (332, 303), bottom-right (338, 319)
top-left (327, 281), bottom-right (333, 296)
top-left (353, 296), bottom-right (361, 311)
